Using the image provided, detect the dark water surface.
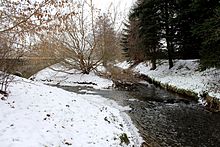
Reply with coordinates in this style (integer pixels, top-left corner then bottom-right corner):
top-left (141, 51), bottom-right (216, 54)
top-left (57, 83), bottom-right (220, 147)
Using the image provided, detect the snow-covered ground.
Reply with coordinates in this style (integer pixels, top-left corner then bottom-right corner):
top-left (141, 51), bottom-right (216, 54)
top-left (0, 76), bottom-right (142, 146)
top-left (31, 64), bottom-right (113, 89)
top-left (117, 60), bottom-right (220, 102)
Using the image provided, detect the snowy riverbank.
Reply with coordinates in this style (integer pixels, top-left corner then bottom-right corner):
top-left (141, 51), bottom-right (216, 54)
top-left (31, 64), bottom-right (113, 89)
top-left (0, 74), bottom-right (143, 146)
top-left (117, 60), bottom-right (220, 111)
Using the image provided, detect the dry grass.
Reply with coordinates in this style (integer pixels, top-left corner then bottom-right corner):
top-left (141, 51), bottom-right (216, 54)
top-left (104, 65), bottom-right (139, 84)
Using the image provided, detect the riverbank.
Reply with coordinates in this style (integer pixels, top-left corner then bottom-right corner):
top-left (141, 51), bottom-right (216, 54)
top-left (117, 60), bottom-right (220, 111)
top-left (31, 64), bottom-right (113, 89)
top-left (35, 63), bottom-right (220, 146)
top-left (0, 74), bottom-right (143, 146)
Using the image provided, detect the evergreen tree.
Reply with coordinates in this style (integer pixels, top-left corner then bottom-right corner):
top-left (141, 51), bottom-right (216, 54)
top-left (120, 22), bottom-right (129, 58)
top-left (131, 0), bottom-right (161, 69)
top-left (121, 19), bottom-right (145, 63)
top-left (122, 0), bottom-right (220, 69)
top-left (174, 0), bottom-right (201, 59)
top-left (132, 0), bottom-right (181, 69)
top-left (193, 5), bottom-right (220, 68)
top-left (157, 0), bottom-right (179, 68)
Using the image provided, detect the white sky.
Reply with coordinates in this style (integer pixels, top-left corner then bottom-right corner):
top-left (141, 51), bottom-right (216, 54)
top-left (93, 0), bottom-right (135, 18)
top-left (93, 0), bottom-right (135, 11)
top-left (92, 0), bottom-right (135, 29)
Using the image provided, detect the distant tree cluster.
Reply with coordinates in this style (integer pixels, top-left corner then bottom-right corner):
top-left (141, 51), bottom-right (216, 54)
top-left (121, 0), bottom-right (220, 69)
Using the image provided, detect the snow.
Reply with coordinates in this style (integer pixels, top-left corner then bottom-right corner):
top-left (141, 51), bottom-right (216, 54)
top-left (131, 60), bottom-right (220, 101)
top-left (0, 76), bottom-right (143, 146)
top-left (114, 60), bottom-right (220, 101)
top-left (31, 64), bottom-right (113, 89)
top-left (115, 61), bottom-right (131, 69)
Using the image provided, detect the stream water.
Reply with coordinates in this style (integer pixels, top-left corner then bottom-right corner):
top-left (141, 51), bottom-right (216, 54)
top-left (57, 83), bottom-right (220, 147)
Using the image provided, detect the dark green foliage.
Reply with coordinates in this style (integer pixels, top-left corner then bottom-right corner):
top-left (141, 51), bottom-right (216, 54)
top-left (177, 0), bottom-right (220, 68)
top-left (120, 18), bottom-right (145, 62)
top-left (171, 0), bottom-right (200, 59)
top-left (122, 0), bottom-right (220, 69)
top-left (135, 0), bottom-right (161, 69)
top-left (192, 3), bottom-right (220, 69)
top-left (121, 0), bottom-right (161, 69)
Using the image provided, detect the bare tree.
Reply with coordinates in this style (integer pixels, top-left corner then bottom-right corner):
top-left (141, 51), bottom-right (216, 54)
top-left (0, 0), bottom-right (75, 94)
top-left (46, 0), bottom-right (123, 74)
top-left (0, 34), bottom-right (14, 94)
top-left (95, 13), bottom-right (122, 66)
top-left (46, 0), bottom-right (101, 74)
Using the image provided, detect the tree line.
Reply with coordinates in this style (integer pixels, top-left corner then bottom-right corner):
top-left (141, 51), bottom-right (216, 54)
top-left (0, 0), bottom-right (123, 93)
top-left (121, 0), bottom-right (220, 69)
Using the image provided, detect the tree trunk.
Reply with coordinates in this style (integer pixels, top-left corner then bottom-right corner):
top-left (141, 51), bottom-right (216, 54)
top-left (150, 58), bottom-right (156, 70)
top-left (164, 1), bottom-right (173, 69)
top-left (167, 41), bottom-right (173, 69)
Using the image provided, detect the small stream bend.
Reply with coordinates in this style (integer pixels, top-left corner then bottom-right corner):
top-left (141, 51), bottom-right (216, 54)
top-left (57, 83), bottom-right (220, 147)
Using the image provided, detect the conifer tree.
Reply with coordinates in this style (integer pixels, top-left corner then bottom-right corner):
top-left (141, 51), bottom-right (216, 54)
top-left (122, 0), bottom-right (220, 69)
top-left (131, 0), bottom-right (161, 69)
top-left (193, 5), bottom-right (220, 68)
top-left (121, 12), bottom-right (145, 63)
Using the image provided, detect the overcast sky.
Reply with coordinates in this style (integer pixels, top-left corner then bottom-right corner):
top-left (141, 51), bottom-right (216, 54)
top-left (92, 0), bottom-right (135, 29)
top-left (93, 0), bottom-right (135, 19)
top-left (93, 0), bottom-right (135, 11)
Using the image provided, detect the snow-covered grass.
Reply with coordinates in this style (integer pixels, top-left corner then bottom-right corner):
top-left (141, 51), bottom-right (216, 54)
top-left (31, 64), bottom-right (113, 89)
top-left (115, 61), bottom-right (131, 69)
top-left (116, 60), bottom-right (220, 101)
top-left (0, 76), bottom-right (142, 146)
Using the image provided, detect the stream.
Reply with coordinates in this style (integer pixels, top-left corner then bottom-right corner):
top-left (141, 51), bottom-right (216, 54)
top-left (57, 83), bottom-right (220, 147)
